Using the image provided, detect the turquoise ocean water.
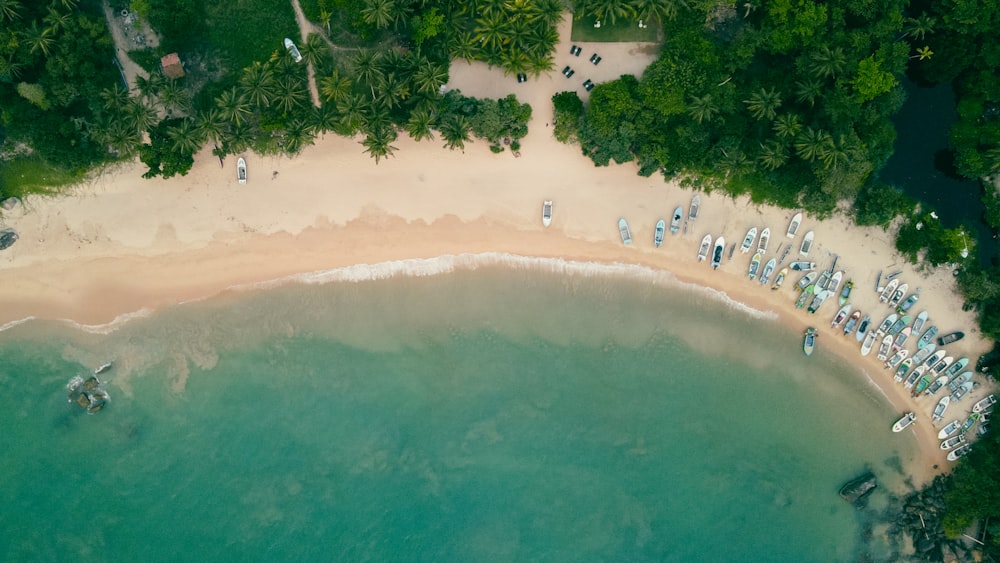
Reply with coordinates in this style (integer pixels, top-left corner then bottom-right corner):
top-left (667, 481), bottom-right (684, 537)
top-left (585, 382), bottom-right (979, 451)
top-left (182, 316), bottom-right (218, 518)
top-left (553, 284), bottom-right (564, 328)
top-left (1, 257), bottom-right (918, 561)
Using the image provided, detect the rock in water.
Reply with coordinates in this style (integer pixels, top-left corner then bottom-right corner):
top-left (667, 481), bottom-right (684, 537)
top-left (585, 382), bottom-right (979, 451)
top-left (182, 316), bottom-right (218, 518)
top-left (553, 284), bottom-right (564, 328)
top-left (839, 472), bottom-right (878, 507)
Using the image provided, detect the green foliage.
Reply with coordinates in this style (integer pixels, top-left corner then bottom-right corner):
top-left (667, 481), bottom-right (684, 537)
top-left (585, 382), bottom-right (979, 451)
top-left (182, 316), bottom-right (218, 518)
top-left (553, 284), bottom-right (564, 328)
top-left (570, 13), bottom-right (661, 43)
top-left (851, 57), bottom-right (897, 103)
top-left (448, 0), bottom-right (563, 76)
top-left (411, 7), bottom-right (444, 45)
top-left (853, 182), bottom-right (913, 227)
top-left (984, 183), bottom-right (1000, 230)
top-left (0, 156), bottom-right (76, 200)
top-left (895, 212), bottom-right (973, 265)
top-left (943, 429), bottom-right (1000, 538)
top-left (552, 91), bottom-right (584, 143)
top-left (139, 118), bottom-right (196, 179)
top-left (438, 91), bottom-right (532, 152)
top-left (15, 82), bottom-right (50, 109)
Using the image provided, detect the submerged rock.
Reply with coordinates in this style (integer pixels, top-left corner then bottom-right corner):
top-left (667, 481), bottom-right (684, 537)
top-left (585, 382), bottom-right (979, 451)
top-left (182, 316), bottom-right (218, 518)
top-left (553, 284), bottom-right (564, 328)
top-left (0, 228), bottom-right (17, 250)
top-left (840, 472), bottom-right (878, 508)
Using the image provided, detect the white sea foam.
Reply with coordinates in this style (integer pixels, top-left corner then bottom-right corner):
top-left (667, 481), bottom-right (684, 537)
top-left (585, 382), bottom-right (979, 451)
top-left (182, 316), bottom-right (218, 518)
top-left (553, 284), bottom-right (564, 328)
top-left (54, 307), bottom-right (154, 335)
top-left (0, 316), bottom-right (36, 333)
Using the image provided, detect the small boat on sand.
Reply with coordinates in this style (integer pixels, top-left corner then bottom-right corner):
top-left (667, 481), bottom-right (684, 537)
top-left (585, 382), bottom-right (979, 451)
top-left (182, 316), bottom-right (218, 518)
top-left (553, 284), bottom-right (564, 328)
top-left (923, 349), bottom-right (946, 369)
top-left (937, 331), bottom-right (965, 346)
top-left (670, 206), bottom-right (683, 234)
top-left (947, 443), bottom-right (972, 461)
top-left (887, 315), bottom-right (911, 336)
top-left (879, 279), bottom-right (899, 303)
top-left (885, 348), bottom-right (908, 369)
top-left (904, 365), bottom-right (927, 390)
top-left (860, 330), bottom-right (878, 356)
top-left (947, 371), bottom-right (973, 393)
top-left (892, 412), bottom-right (916, 432)
top-left (926, 375), bottom-right (949, 397)
top-left (843, 310), bottom-right (862, 335)
top-left (748, 252), bottom-right (762, 280)
top-left (950, 381), bottom-right (974, 402)
top-left (876, 335), bottom-right (893, 362)
top-left (654, 219), bottom-right (665, 247)
top-left (771, 267), bottom-right (788, 290)
top-left (893, 358), bottom-right (913, 383)
top-left (807, 289), bottom-right (830, 314)
top-left (799, 230), bottom-right (814, 256)
top-left (619, 218), bottom-right (632, 245)
top-left (911, 311), bottom-right (929, 334)
top-left (688, 195), bottom-right (700, 221)
top-left (831, 304), bottom-right (852, 328)
top-left (886, 269), bottom-right (903, 281)
top-left (875, 313), bottom-right (897, 336)
top-left (542, 200), bottom-right (553, 227)
top-left (795, 271), bottom-right (817, 291)
top-left (855, 315), bottom-right (871, 342)
top-left (913, 371), bottom-right (935, 395)
top-left (787, 212), bottom-right (802, 238)
top-left (973, 394), bottom-right (997, 413)
top-left (757, 228), bottom-right (770, 253)
top-left (711, 236), bottom-right (725, 269)
top-left (918, 326), bottom-right (939, 349)
top-left (759, 258), bottom-right (777, 284)
top-left (816, 270), bottom-right (831, 291)
top-left (897, 293), bottom-right (919, 314)
top-left (960, 412), bottom-right (980, 434)
top-left (839, 281), bottom-right (853, 306)
top-left (827, 271), bottom-right (843, 293)
top-left (911, 343), bottom-right (936, 366)
top-left (939, 420), bottom-right (962, 440)
top-left (888, 283), bottom-right (908, 308)
top-left (945, 358), bottom-right (969, 378)
top-left (789, 261), bottom-right (815, 271)
top-left (931, 356), bottom-right (953, 376)
top-left (284, 37), bottom-right (303, 62)
top-left (892, 327), bottom-right (911, 350)
top-left (237, 157), bottom-right (247, 184)
top-left (932, 396), bottom-right (951, 422)
top-left (741, 227), bottom-right (757, 254)
top-left (697, 234), bottom-right (712, 261)
top-left (803, 327), bottom-right (818, 356)
top-left (795, 285), bottom-right (813, 309)
top-left (940, 434), bottom-right (965, 451)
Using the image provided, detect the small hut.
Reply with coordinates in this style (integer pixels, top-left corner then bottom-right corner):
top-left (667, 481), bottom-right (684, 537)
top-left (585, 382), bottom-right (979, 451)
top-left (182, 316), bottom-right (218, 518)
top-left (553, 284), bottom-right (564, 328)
top-left (160, 52), bottom-right (184, 79)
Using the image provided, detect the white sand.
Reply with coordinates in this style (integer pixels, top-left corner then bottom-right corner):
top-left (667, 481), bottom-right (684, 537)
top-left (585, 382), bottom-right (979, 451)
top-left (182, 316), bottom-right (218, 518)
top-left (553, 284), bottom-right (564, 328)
top-left (0, 16), bottom-right (992, 483)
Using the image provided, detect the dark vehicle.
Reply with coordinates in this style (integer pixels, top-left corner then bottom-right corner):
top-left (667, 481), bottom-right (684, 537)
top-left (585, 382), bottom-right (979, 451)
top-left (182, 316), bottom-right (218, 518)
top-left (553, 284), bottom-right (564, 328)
top-left (516, 73), bottom-right (527, 83)
top-left (570, 45), bottom-right (582, 56)
top-left (589, 53), bottom-right (602, 65)
top-left (582, 79), bottom-right (594, 91)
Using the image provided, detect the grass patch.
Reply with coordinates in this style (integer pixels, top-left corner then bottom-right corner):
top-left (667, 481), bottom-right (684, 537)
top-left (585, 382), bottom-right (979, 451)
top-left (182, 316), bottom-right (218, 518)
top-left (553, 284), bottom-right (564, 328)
top-left (0, 157), bottom-right (77, 200)
top-left (570, 14), bottom-right (661, 42)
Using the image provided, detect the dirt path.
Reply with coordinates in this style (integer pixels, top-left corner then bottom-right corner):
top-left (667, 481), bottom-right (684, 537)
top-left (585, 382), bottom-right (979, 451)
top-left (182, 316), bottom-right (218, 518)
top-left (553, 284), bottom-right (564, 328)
top-left (101, 1), bottom-right (150, 94)
top-left (288, 0), bottom-right (322, 108)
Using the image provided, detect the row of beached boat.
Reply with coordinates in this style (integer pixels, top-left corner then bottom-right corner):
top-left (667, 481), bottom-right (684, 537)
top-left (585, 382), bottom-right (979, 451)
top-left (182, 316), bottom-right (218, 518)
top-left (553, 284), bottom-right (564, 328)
top-left (614, 195), bottom-right (701, 247)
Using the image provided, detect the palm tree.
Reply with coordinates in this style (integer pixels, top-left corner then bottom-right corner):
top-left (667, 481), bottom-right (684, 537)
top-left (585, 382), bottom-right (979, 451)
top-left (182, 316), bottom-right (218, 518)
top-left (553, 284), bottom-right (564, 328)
top-left (336, 93), bottom-right (368, 132)
top-left (818, 134), bottom-right (850, 170)
top-left (772, 113), bottom-right (801, 139)
top-left (0, 0), bottom-right (22, 22)
top-left (687, 94), bottom-right (719, 124)
top-left (135, 73), bottom-right (163, 103)
top-left (102, 118), bottom-right (141, 157)
top-left (377, 73), bottom-right (409, 111)
top-left (197, 109), bottom-right (227, 147)
top-left (125, 99), bottom-right (157, 132)
top-left (320, 70), bottom-right (353, 103)
top-left (756, 140), bottom-right (788, 171)
top-left (743, 87), bottom-right (782, 121)
top-left (99, 84), bottom-right (130, 111)
top-left (794, 78), bottom-right (823, 107)
top-left (361, 0), bottom-right (395, 28)
top-left (632, 0), bottom-right (685, 23)
top-left (794, 127), bottom-right (833, 162)
top-left (240, 62), bottom-right (276, 109)
top-left (580, 0), bottom-right (635, 25)
top-left (352, 49), bottom-right (384, 89)
top-left (44, 7), bottom-right (71, 32)
top-left (526, 52), bottom-right (555, 77)
top-left (411, 60), bottom-right (448, 96)
top-left (808, 45), bottom-right (846, 79)
top-left (903, 13), bottom-right (936, 41)
top-left (474, 12), bottom-right (510, 51)
top-left (404, 109), bottom-right (435, 141)
top-left (439, 115), bottom-right (471, 151)
top-left (362, 125), bottom-right (398, 163)
top-left (274, 77), bottom-right (307, 113)
top-left (985, 146), bottom-right (1000, 173)
top-left (913, 46), bottom-right (934, 61)
top-left (54, 0), bottom-right (78, 9)
top-left (158, 80), bottom-right (190, 114)
top-left (25, 21), bottom-right (55, 56)
top-left (450, 31), bottom-right (477, 61)
top-left (282, 119), bottom-right (314, 154)
top-left (300, 33), bottom-right (326, 68)
top-left (216, 88), bottom-right (253, 128)
top-left (499, 48), bottom-right (530, 77)
top-left (166, 118), bottom-right (203, 154)
top-left (534, 0), bottom-right (565, 26)
top-left (310, 103), bottom-right (340, 133)
top-left (0, 55), bottom-right (23, 81)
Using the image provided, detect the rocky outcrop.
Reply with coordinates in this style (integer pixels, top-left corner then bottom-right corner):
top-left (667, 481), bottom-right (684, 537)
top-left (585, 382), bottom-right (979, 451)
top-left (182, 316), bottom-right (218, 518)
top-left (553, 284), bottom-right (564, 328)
top-left (840, 472), bottom-right (878, 507)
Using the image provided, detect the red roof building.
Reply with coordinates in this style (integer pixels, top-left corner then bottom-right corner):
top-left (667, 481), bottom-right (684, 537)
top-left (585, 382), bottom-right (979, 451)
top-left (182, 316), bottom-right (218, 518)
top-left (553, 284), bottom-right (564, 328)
top-left (160, 52), bottom-right (184, 79)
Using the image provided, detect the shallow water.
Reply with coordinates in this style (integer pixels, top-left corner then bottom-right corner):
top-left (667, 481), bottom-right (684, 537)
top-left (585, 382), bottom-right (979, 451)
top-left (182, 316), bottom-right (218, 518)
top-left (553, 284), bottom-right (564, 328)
top-left (0, 261), bottom-right (918, 561)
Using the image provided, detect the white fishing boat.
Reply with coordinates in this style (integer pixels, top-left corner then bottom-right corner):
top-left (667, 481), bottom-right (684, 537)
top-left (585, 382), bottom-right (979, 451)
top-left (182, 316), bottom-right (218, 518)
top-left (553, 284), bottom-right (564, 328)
top-left (940, 434), bottom-right (965, 451)
top-left (688, 195), bottom-right (701, 221)
top-left (831, 304), bottom-right (852, 328)
top-left (950, 381), bottom-right (974, 402)
top-left (843, 310), bottom-right (862, 335)
top-left (892, 327), bottom-right (911, 350)
top-left (911, 310), bottom-right (929, 334)
top-left (926, 375), bottom-right (950, 396)
top-left (670, 206), bottom-right (683, 234)
top-left (618, 218), bottom-right (632, 245)
top-left (947, 371), bottom-right (973, 393)
top-left (876, 335), bottom-right (894, 362)
top-left (807, 289), bottom-right (830, 314)
top-left (786, 212), bottom-right (802, 238)
top-left (947, 443), bottom-right (972, 461)
top-left (904, 364), bottom-right (927, 390)
top-left (816, 270), bottom-right (831, 291)
top-left (885, 348), bottom-right (908, 369)
top-left (748, 252), bottom-right (762, 280)
top-left (938, 420), bottom-right (962, 440)
top-left (759, 258), bottom-right (777, 284)
top-left (757, 228), bottom-right (770, 253)
top-left (892, 412), bottom-right (916, 432)
top-left (855, 315), bottom-right (871, 342)
top-left (803, 327), bottom-right (818, 356)
top-left (911, 343), bottom-right (936, 366)
top-left (740, 227), bottom-right (757, 254)
top-left (237, 157), bottom-right (247, 184)
top-left (887, 315), bottom-right (911, 336)
top-left (931, 356), bottom-right (954, 376)
top-left (973, 394), bottom-right (997, 413)
top-left (799, 230), bottom-right (814, 256)
top-left (654, 219), bottom-right (665, 247)
top-left (879, 279), bottom-right (899, 303)
top-left (542, 200), bottom-right (553, 227)
top-left (697, 234), bottom-right (712, 261)
top-left (789, 261), bottom-right (815, 271)
top-left (711, 236), bottom-right (725, 269)
top-left (771, 267), bottom-right (788, 290)
top-left (795, 271), bottom-right (817, 291)
top-left (827, 270), bottom-right (843, 293)
top-left (875, 313), bottom-right (897, 336)
top-left (888, 283), bottom-right (909, 308)
top-left (861, 329), bottom-right (878, 356)
top-left (284, 38), bottom-right (303, 62)
top-left (893, 358), bottom-right (913, 383)
top-left (923, 349), bottom-right (946, 368)
top-left (94, 362), bottom-right (113, 375)
top-left (932, 396), bottom-right (951, 422)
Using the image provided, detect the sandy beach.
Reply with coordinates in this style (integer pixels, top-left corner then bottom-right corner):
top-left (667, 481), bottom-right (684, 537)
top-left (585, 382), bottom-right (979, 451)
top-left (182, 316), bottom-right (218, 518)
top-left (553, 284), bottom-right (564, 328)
top-left (0, 19), bottom-right (992, 483)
